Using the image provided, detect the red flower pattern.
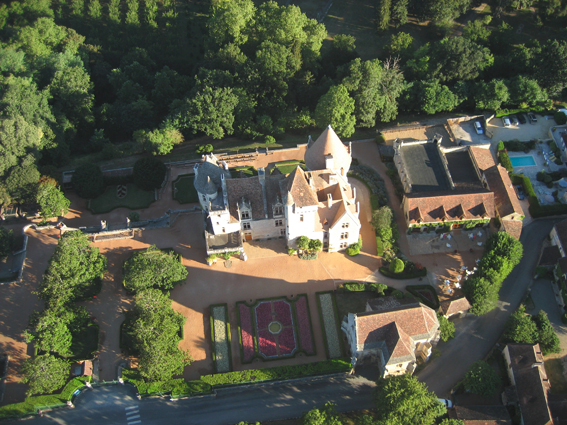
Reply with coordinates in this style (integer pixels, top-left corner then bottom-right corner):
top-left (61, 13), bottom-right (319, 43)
top-left (238, 304), bottom-right (255, 362)
top-left (295, 296), bottom-right (315, 354)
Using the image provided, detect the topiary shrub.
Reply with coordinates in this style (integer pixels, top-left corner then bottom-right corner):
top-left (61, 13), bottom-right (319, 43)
top-left (128, 212), bottom-right (140, 222)
top-left (72, 163), bottom-right (105, 199)
top-left (554, 111), bottom-right (567, 125)
top-left (133, 157), bottom-right (166, 191)
top-left (389, 258), bottom-right (405, 274)
top-left (346, 238), bottom-right (362, 256)
top-left (265, 135), bottom-right (276, 145)
top-left (376, 133), bottom-right (386, 145)
top-left (287, 248), bottom-right (296, 256)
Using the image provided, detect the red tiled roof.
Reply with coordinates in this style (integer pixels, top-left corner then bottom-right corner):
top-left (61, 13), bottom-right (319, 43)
top-left (440, 296), bottom-right (472, 317)
top-left (406, 191), bottom-right (495, 224)
top-left (305, 125), bottom-right (351, 172)
top-left (282, 167), bottom-right (318, 208)
top-left (485, 165), bottom-right (524, 218)
top-left (469, 146), bottom-right (496, 172)
top-left (501, 219), bottom-right (523, 240)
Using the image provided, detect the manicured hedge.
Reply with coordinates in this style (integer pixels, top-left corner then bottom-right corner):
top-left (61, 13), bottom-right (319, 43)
top-left (512, 173), bottom-right (567, 218)
top-left (379, 267), bottom-right (427, 279)
top-left (503, 140), bottom-right (536, 152)
top-left (200, 358), bottom-right (351, 387)
top-left (498, 151), bottom-right (513, 173)
top-left (406, 285), bottom-right (440, 310)
top-left (122, 369), bottom-right (212, 397)
top-left (338, 282), bottom-right (380, 292)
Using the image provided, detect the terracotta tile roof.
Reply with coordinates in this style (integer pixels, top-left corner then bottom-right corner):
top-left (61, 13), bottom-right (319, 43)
top-left (501, 219), bottom-right (523, 240)
top-left (226, 177), bottom-right (265, 220)
top-left (281, 167), bottom-right (318, 208)
top-left (555, 219), bottom-right (567, 252)
top-left (316, 200), bottom-right (343, 231)
top-left (406, 190), bottom-right (495, 224)
top-left (355, 303), bottom-right (439, 365)
top-left (506, 344), bottom-right (553, 425)
top-left (485, 165), bottom-right (524, 218)
top-left (454, 405), bottom-right (512, 425)
top-left (469, 146), bottom-right (497, 172)
top-left (305, 125), bottom-right (351, 172)
top-left (440, 296), bottom-right (472, 317)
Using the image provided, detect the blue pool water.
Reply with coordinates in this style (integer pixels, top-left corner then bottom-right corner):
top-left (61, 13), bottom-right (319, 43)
top-left (510, 155), bottom-right (536, 167)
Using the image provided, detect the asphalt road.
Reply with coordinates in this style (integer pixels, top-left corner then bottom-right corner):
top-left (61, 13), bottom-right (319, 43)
top-left (418, 218), bottom-right (561, 396)
top-left (27, 375), bottom-right (376, 425)
top-left (24, 219), bottom-right (561, 424)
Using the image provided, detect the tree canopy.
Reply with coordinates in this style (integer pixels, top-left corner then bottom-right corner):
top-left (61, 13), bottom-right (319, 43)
top-left (463, 360), bottom-right (501, 396)
top-left (36, 176), bottom-right (70, 219)
top-left (21, 354), bottom-right (69, 396)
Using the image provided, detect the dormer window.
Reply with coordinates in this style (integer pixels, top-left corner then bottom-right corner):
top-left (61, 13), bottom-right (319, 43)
top-left (274, 206), bottom-right (283, 216)
top-left (241, 211), bottom-right (250, 220)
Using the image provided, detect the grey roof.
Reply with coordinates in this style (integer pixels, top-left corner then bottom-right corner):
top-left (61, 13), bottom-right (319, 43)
top-left (194, 155), bottom-right (231, 194)
top-left (401, 143), bottom-right (450, 193)
top-left (445, 150), bottom-right (483, 189)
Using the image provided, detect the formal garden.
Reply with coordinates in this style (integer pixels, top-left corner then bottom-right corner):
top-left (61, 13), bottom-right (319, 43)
top-left (237, 295), bottom-right (316, 363)
top-left (316, 291), bottom-right (344, 359)
top-left (172, 174), bottom-right (199, 204)
top-left (210, 303), bottom-right (232, 373)
top-left (88, 183), bottom-right (155, 214)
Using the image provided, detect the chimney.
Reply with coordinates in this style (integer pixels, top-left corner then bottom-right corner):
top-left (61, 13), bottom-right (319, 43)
top-left (327, 193), bottom-right (332, 208)
top-left (222, 161), bottom-right (229, 171)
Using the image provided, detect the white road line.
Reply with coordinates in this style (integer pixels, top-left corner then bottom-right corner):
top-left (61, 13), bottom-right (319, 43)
top-left (126, 410), bottom-right (139, 416)
top-left (127, 421), bottom-right (141, 425)
top-left (127, 415), bottom-right (140, 420)
top-left (125, 406), bottom-right (137, 411)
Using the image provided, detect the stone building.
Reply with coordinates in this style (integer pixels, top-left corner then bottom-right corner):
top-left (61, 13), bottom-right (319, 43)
top-left (194, 126), bottom-right (361, 255)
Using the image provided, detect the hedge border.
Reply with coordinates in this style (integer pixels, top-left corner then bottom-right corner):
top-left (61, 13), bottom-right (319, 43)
top-left (122, 369), bottom-right (212, 398)
top-left (406, 285), bottom-right (440, 310)
top-left (209, 303), bottom-right (232, 373)
top-left (378, 267), bottom-right (427, 279)
top-left (315, 291), bottom-right (345, 359)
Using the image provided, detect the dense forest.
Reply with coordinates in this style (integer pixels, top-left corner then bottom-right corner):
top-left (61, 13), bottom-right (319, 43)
top-left (0, 0), bottom-right (567, 208)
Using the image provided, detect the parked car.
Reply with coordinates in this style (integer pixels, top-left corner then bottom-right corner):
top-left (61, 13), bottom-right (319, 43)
top-left (438, 399), bottom-right (453, 408)
top-left (514, 185), bottom-right (525, 200)
top-left (474, 121), bottom-right (483, 134)
top-left (502, 116), bottom-right (512, 127)
top-left (518, 113), bottom-right (527, 124)
top-left (510, 114), bottom-right (519, 125)
top-left (528, 113), bottom-right (537, 123)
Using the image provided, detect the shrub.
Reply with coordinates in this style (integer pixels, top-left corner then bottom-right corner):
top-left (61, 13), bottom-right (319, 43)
top-left (498, 151), bottom-right (513, 173)
top-left (389, 258), bottom-right (405, 274)
top-left (464, 360), bottom-right (501, 397)
top-left (72, 164), bottom-right (105, 199)
top-left (133, 157), bottom-right (166, 191)
top-left (265, 135), bottom-right (276, 145)
top-left (376, 236), bottom-right (384, 256)
top-left (391, 289), bottom-right (404, 299)
top-left (346, 238), bottom-right (362, 256)
top-left (129, 212), bottom-right (140, 222)
top-left (497, 141), bottom-right (505, 152)
top-left (287, 248), bottom-right (296, 256)
top-left (379, 266), bottom-right (427, 279)
top-left (376, 133), bottom-right (386, 144)
top-left (308, 239), bottom-right (323, 252)
top-left (437, 313), bottom-right (455, 341)
top-left (554, 111), bottom-right (567, 125)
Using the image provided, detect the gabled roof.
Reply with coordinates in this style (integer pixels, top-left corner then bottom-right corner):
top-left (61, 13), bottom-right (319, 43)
top-left (485, 165), bottom-right (524, 218)
top-left (555, 219), bottom-right (567, 252)
top-left (439, 296), bottom-right (472, 317)
top-left (226, 177), bottom-right (265, 220)
top-left (281, 167), bottom-right (318, 208)
top-left (501, 219), bottom-right (523, 240)
top-left (305, 125), bottom-right (351, 172)
top-left (469, 145), bottom-right (497, 172)
top-left (355, 303), bottom-right (439, 365)
top-left (406, 190), bottom-right (495, 224)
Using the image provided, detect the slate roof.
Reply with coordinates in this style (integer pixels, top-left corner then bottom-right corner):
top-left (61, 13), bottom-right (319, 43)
top-left (445, 150), bottom-right (483, 189)
top-left (281, 167), bottom-right (318, 208)
top-left (226, 177), bottom-right (265, 221)
top-left (555, 219), bottom-right (567, 252)
top-left (439, 296), bottom-right (472, 317)
top-left (264, 175), bottom-right (285, 219)
top-left (454, 405), bottom-right (512, 425)
top-left (355, 302), bottom-right (439, 365)
top-left (559, 257), bottom-right (567, 275)
top-left (485, 165), bottom-right (524, 218)
top-left (400, 143), bottom-right (451, 192)
top-left (305, 125), bottom-right (352, 172)
top-left (501, 219), bottom-right (523, 240)
top-left (406, 190), bottom-right (495, 224)
top-left (506, 344), bottom-right (553, 425)
top-left (539, 245), bottom-right (561, 266)
top-left (194, 154), bottom-right (231, 194)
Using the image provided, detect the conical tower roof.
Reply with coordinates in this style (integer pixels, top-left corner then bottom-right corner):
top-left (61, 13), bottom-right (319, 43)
top-left (304, 125), bottom-right (351, 172)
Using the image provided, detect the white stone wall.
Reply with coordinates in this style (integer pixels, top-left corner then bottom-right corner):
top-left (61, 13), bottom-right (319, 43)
top-left (248, 218), bottom-right (285, 240)
top-left (384, 361), bottom-right (412, 377)
top-left (286, 204), bottom-right (319, 244)
top-left (328, 216), bottom-right (361, 252)
top-left (210, 209), bottom-right (240, 234)
top-left (341, 314), bottom-right (357, 360)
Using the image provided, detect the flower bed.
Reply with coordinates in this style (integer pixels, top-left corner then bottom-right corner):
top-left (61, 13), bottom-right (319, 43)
top-left (210, 304), bottom-right (232, 373)
top-left (316, 292), bottom-right (343, 359)
top-left (406, 285), bottom-right (440, 310)
top-left (236, 295), bottom-right (316, 363)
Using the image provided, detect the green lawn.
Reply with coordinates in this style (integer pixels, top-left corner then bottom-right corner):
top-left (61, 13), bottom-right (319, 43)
top-left (172, 174), bottom-right (199, 204)
top-left (275, 162), bottom-right (306, 174)
top-left (88, 184), bottom-right (155, 214)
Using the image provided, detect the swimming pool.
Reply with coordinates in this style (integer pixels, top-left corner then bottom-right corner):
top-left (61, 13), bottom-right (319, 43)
top-left (510, 155), bottom-right (536, 167)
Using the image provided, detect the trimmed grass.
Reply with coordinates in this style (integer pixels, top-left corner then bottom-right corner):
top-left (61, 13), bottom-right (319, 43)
top-left (545, 357), bottom-right (567, 394)
top-left (172, 174), bottom-right (199, 204)
top-left (275, 162), bottom-right (307, 174)
top-left (88, 184), bottom-right (155, 214)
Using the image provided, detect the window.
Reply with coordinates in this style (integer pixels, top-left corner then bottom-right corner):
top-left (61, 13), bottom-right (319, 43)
top-left (341, 232), bottom-right (348, 239)
top-left (280, 229), bottom-right (285, 236)
top-left (243, 222), bottom-right (251, 230)
top-left (222, 227), bottom-right (225, 233)
top-left (275, 219), bottom-right (283, 227)
top-left (340, 242), bottom-right (348, 249)
top-left (202, 195), bottom-right (206, 201)
top-left (300, 215), bottom-right (304, 222)
top-left (274, 206), bottom-right (283, 216)
top-left (241, 211), bottom-right (250, 219)
top-left (342, 223), bottom-right (349, 228)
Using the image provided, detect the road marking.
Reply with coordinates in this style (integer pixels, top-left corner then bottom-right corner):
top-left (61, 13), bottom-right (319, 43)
top-left (125, 406), bottom-right (137, 411)
top-left (126, 410), bottom-right (139, 415)
top-left (127, 415), bottom-right (140, 420)
top-left (127, 421), bottom-right (141, 425)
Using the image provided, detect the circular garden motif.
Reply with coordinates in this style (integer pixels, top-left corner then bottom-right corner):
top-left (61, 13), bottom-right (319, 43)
top-left (268, 321), bottom-right (282, 334)
top-left (254, 300), bottom-right (297, 359)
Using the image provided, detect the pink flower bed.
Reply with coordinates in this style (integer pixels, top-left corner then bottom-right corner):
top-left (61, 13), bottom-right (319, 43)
top-left (277, 328), bottom-right (297, 355)
top-left (273, 301), bottom-right (293, 326)
top-left (238, 304), bottom-right (255, 362)
top-left (294, 296), bottom-right (315, 354)
top-left (255, 302), bottom-right (273, 329)
top-left (258, 330), bottom-right (277, 357)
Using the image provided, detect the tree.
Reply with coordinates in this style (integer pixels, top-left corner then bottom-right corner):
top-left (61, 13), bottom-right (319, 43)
top-left (464, 360), bottom-right (501, 396)
top-left (71, 163), bottom-right (105, 199)
top-left (428, 37), bottom-right (493, 83)
top-left (462, 16), bottom-right (492, 45)
top-left (207, 0), bottom-right (255, 46)
top-left (21, 354), bottom-right (69, 396)
top-left (36, 176), bottom-right (70, 219)
top-left (132, 157), bottom-right (166, 190)
top-left (474, 79), bottom-right (509, 110)
top-left (296, 236), bottom-right (310, 250)
top-left (0, 116), bottom-right (43, 178)
top-left (314, 85), bottom-right (355, 138)
top-left (503, 305), bottom-right (539, 344)
top-left (437, 313), bottom-right (455, 341)
top-left (389, 258), bottom-right (405, 273)
top-left (184, 86), bottom-right (239, 139)
top-left (534, 310), bottom-right (561, 355)
top-left (133, 128), bottom-right (182, 156)
top-left (385, 32), bottom-right (413, 58)
top-left (6, 161), bottom-right (40, 203)
top-left (416, 79), bottom-right (459, 114)
top-left (440, 419), bottom-right (465, 425)
top-left (464, 276), bottom-right (499, 315)
top-left (534, 39), bottom-right (567, 96)
top-left (123, 245), bottom-right (188, 293)
top-left (507, 75), bottom-right (547, 107)
top-left (309, 239), bottom-right (323, 252)
top-left (0, 227), bottom-right (15, 261)
top-left (300, 402), bottom-right (343, 425)
top-left (391, 0), bottom-right (409, 27)
top-left (376, 0), bottom-right (391, 31)
top-left (24, 308), bottom-right (73, 356)
top-left (373, 374), bottom-right (446, 425)
top-left (484, 232), bottom-right (523, 267)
